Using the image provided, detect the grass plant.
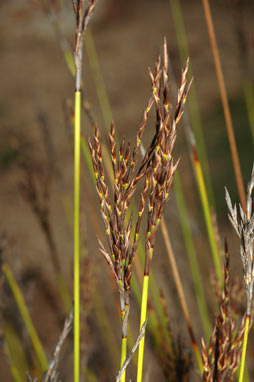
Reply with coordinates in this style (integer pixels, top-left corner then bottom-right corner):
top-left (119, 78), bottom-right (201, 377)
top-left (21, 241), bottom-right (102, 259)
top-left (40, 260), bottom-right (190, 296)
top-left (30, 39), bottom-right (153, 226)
top-left (1, 1), bottom-right (254, 382)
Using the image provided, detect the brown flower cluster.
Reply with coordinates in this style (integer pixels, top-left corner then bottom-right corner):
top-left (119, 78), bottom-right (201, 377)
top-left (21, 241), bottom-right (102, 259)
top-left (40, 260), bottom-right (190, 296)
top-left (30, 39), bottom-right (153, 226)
top-left (88, 39), bottom-right (191, 338)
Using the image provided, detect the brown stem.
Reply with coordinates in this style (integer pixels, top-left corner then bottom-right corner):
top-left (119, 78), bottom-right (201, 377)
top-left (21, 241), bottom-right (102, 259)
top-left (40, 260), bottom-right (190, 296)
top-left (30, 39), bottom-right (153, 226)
top-left (201, 0), bottom-right (246, 212)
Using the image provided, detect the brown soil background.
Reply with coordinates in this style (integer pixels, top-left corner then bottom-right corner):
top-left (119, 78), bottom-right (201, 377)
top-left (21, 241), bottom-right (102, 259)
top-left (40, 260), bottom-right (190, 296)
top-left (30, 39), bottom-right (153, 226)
top-left (0, 0), bottom-right (254, 381)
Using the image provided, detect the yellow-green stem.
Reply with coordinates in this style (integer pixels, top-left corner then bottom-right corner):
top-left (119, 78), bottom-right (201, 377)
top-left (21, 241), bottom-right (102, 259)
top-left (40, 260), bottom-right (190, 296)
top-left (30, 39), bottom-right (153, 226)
top-left (137, 275), bottom-right (149, 382)
top-left (120, 337), bottom-right (127, 382)
top-left (2, 264), bottom-right (48, 373)
top-left (74, 90), bottom-right (81, 382)
top-left (239, 315), bottom-right (250, 382)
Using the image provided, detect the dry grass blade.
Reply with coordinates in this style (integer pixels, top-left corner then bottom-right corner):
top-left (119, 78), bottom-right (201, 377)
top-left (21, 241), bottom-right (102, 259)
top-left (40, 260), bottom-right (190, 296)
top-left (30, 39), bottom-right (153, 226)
top-left (25, 310), bottom-right (73, 382)
top-left (42, 309), bottom-right (73, 382)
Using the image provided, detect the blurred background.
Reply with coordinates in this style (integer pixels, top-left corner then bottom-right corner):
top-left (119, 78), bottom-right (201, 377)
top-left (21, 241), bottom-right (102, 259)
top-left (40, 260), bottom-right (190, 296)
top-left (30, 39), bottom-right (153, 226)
top-left (0, 0), bottom-right (253, 381)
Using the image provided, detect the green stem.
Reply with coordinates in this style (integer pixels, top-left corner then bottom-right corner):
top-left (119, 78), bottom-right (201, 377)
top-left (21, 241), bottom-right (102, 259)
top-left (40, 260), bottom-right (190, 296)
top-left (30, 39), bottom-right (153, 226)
top-left (137, 274), bottom-right (149, 382)
top-left (120, 336), bottom-right (127, 382)
top-left (74, 90), bottom-right (81, 382)
top-left (2, 264), bottom-right (48, 373)
top-left (239, 315), bottom-right (250, 382)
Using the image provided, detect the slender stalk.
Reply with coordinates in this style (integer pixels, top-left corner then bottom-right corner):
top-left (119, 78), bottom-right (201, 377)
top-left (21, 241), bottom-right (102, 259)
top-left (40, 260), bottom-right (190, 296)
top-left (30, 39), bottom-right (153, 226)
top-left (74, 89), bottom-right (81, 382)
top-left (120, 337), bottom-right (127, 382)
top-left (239, 315), bottom-right (250, 382)
top-left (137, 274), bottom-right (149, 382)
top-left (2, 264), bottom-right (48, 373)
top-left (72, 4), bottom-right (98, 382)
top-left (117, 321), bottom-right (147, 382)
top-left (201, 0), bottom-right (246, 211)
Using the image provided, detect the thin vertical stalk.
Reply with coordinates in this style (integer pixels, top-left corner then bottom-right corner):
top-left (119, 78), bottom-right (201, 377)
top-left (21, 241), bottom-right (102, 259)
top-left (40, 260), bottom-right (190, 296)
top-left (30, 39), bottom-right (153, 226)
top-left (120, 337), bottom-right (127, 382)
top-left (137, 274), bottom-right (149, 382)
top-left (72, 4), bottom-right (98, 382)
top-left (74, 89), bottom-right (81, 382)
top-left (239, 315), bottom-right (250, 382)
top-left (201, 0), bottom-right (246, 211)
